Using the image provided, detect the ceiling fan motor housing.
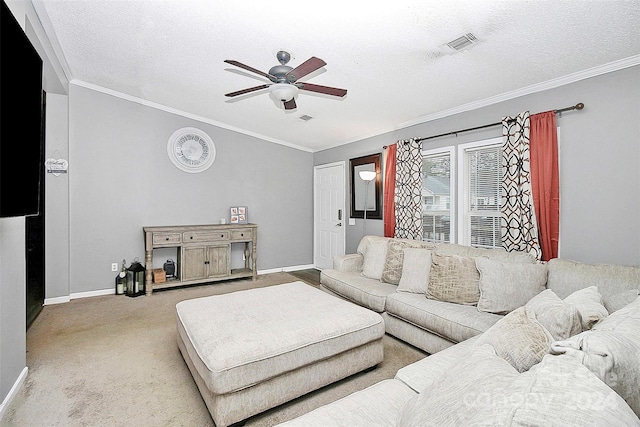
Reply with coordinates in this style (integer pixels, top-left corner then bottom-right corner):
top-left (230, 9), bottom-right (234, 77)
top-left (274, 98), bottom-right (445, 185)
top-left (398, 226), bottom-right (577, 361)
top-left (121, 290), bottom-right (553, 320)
top-left (268, 65), bottom-right (294, 82)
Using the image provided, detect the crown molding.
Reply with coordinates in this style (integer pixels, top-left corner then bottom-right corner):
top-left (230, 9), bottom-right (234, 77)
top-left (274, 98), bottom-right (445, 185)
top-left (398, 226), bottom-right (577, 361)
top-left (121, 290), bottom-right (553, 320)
top-left (69, 80), bottom-right (314, 153)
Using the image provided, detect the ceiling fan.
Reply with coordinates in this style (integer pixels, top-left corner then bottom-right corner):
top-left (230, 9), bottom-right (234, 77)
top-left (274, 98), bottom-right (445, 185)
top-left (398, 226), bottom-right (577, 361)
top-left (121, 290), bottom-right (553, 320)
top-left (224, 51), bottom-right (347, 110)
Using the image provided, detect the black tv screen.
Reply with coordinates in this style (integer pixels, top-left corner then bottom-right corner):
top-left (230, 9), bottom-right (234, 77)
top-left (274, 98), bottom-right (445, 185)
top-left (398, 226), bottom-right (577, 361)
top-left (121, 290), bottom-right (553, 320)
top-left (0, 0), bottom-right (44, 217)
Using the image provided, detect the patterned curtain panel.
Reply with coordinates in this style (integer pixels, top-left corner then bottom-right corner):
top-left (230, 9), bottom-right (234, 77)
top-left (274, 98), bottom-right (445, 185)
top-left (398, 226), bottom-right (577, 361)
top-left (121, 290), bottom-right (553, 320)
top-left (501, 112), bottom-right (542, 260)
top-left (394, 138), bottom-right (423, 239)
top-left (383, 144), bottom-right (397, 237)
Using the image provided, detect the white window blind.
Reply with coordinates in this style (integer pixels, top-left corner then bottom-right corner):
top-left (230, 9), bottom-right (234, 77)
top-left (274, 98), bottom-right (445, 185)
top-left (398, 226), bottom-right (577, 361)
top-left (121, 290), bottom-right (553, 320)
top-left (463, 142), bottom-right (502, 248)
top-left (422, 150), bottom-right (453, 243)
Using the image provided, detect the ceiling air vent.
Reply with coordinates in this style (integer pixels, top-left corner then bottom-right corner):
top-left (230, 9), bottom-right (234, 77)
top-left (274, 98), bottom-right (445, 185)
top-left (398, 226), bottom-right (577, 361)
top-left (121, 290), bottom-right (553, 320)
top-left (299, 115), bottom-right (313, 121)
top-left (445, 33), bottom-right (481, 52)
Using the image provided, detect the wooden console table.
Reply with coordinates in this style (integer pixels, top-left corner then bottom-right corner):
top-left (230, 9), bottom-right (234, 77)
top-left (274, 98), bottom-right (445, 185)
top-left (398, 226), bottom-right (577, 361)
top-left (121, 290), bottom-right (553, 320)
top-left (143, 223), bottom-right (257, 295)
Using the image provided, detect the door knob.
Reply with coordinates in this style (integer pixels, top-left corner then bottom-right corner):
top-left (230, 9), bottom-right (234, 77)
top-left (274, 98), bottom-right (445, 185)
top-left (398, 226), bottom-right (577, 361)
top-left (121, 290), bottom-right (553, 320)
top-left (335, 222), bottom-right (342, 227)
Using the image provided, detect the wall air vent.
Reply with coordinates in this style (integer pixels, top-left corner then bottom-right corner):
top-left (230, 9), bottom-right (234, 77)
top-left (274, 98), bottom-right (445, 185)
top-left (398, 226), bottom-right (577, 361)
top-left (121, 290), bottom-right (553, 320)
top-left (299, 115), bottom-right (313, 121)
top-left (443, 33), bottom-right (481, 53)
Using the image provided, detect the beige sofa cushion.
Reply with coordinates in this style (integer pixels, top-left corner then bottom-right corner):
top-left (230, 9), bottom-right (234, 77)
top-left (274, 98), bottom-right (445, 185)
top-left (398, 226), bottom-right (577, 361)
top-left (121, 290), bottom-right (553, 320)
top-left (604, 289), bottom-right (640, 313)
top-left (426, 254), bottom-right (480, 305)
top-left (321, 269), bottom-right (396, 313)
top-left (475, 289), bottom-right (581, 372)
top-left (397, 248), bottom-right (431, 294)
top-left (380, 239), bottom-right (425, 285)
top-left (385, 292), bottom-right (502, 343)
top-left (547, 258), bottom-right (640, 299)
top-left (361, 237), bottom-right (389, 280)
top-left (398, 345), bottom-right (640, 426)
top-left (551, 296), bottom-right (640, 417)
top-left (435, 243), bottom-right (537, 263)
top-left (476, 257), bottom-right (547, 314)
top-left (564, 285), bottom-right (609, 330)
top-left (475, 306), bottom-right (554, 373)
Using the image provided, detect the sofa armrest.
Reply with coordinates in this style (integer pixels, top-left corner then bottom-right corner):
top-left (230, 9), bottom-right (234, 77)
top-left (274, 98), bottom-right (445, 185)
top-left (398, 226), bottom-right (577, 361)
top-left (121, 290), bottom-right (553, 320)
top-left (333, 253), bottom-right (364, 272)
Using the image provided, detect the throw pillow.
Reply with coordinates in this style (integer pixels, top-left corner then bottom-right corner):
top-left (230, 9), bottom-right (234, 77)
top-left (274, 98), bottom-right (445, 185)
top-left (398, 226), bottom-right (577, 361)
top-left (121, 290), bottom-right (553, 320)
top-left (604, 289), bottom-right (639, 313)
top-left (380, 239), bottom-right (424, 284)
top-left (361, 238), bottom-right (389, 280)
top-left (474, 289), bottom-right (581, 372)
top-left (426, 254), bottom-right (480, 305)
top-left (397, 345), bottom-right (639, 426)
top-left (524, 289), bottom-right (582, 340)
top-left (476, 257), bottom-right (547, 314)
top-left (397, 248), bottom-right (432, 294)
top-left (563, 286), bottom-right (608, 330)
top-left (474, 305), bottom-right (554, 372)
top-left (551, 297), bottom-right (640, 417)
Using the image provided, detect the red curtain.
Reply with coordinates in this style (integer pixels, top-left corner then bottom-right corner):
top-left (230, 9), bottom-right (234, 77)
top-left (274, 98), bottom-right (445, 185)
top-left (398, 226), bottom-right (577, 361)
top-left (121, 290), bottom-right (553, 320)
top-left (383, 144), bottom-right (397, 237)
top-left (530, 111), bottom-right (559, 261)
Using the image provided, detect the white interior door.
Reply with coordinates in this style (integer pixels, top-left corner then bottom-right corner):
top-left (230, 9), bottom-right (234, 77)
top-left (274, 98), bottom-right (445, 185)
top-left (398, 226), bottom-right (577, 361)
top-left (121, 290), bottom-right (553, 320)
top-left (314, 162), bottom-right (346, 270)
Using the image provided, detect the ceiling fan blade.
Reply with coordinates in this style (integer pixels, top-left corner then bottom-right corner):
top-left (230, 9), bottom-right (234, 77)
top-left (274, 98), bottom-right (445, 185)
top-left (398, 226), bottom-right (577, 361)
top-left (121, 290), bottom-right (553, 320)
top-left (225, 84), bottom-right (270, 97)
top-left (224, 60), bottom-right (277, 82)
top-left (296, 82), bottom-right (347, 97)
top-left (283, 98), bottom-right (297, 110)
top-left (285, 57), bottom-right (326, 82)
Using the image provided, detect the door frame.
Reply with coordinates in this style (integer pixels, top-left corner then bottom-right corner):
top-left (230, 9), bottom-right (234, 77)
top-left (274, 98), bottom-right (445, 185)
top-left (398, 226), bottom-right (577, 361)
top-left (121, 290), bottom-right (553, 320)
top-left (313, 161), bottom-right (346, 269)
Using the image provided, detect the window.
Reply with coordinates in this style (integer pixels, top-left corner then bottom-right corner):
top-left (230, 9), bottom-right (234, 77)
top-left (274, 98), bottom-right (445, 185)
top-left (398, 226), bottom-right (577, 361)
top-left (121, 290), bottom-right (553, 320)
top-left (422, 148), bottom-right (454, 243)
top-left (458, 138), bottom-right (502, 248)
top-left (421, 138), bottom-right (502, 249)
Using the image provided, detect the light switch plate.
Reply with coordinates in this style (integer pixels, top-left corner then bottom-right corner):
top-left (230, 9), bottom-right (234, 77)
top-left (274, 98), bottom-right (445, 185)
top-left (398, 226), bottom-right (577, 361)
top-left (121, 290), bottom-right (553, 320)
top-left (349, 218), bottom-right (356, 226)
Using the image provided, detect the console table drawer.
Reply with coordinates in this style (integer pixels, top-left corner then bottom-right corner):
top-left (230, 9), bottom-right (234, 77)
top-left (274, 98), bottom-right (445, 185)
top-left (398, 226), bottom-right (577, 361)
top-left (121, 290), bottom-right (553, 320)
top-left (230, 229), bottom-right (252, 240)
top-left (153, 232), bottom-right (182, 245)
top-left (183, 231), bottom-right (230, 243)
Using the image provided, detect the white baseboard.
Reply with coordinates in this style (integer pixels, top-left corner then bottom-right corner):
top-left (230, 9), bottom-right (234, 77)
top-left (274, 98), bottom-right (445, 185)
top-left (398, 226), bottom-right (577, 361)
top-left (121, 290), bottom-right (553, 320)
top-left (0, 367), bottom-right (28, 420)
top-left (258, 264), bottom-right (316, 275)
top-left (44, 265), bottom-right (317, 306)
top-left (45, 288), bottom-right (113, 306)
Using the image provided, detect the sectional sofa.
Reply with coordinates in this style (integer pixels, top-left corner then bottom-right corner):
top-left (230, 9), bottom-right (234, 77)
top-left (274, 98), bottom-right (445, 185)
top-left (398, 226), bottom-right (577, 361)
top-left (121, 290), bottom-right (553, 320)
top-left (277, 235), bottom-right (640, 425)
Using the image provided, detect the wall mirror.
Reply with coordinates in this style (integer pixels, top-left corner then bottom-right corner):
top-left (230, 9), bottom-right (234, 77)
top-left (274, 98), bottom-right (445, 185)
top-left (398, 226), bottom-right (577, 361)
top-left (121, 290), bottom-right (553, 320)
top-left (350, 153), bottom-right (382, 219)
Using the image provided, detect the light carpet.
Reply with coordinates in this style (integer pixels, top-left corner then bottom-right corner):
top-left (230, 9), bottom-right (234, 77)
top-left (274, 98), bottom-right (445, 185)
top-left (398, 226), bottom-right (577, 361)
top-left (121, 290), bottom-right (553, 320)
top-left (2, 272), bottom-right (426, 426)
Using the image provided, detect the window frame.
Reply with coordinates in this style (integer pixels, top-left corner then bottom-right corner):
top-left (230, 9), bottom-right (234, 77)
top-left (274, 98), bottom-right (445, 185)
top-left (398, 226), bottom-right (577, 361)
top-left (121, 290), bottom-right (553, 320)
top-left (421, 146), bottom-right (456, 244)
top-left (456, 137), bottom-right (503, 247)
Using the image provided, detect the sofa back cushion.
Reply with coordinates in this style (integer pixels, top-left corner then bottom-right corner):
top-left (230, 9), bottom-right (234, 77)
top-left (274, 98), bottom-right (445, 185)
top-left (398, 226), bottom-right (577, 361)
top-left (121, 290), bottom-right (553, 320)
top-left (435, 243), bottom-right (537, 263)
top-left (547, 258), bottom-right (640, 300)
top-left (476, 258), bottom-right (548, 314)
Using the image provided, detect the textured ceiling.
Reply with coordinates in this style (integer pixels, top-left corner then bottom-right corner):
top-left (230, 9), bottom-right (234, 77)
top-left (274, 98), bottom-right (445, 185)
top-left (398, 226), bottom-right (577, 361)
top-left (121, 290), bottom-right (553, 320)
top-left (33, 0), bottom-right (640, 152)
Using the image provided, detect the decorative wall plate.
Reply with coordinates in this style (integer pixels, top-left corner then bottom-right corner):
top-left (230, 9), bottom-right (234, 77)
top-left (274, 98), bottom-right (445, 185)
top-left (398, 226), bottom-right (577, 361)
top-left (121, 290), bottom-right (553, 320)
top-left (167, 127), bottom-right (216, 173)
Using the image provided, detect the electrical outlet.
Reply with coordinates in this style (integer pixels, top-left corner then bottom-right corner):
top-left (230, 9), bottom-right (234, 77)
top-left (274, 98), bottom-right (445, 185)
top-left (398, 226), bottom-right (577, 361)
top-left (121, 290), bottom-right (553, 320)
top-left (111, 263), bottom-right (118, 272)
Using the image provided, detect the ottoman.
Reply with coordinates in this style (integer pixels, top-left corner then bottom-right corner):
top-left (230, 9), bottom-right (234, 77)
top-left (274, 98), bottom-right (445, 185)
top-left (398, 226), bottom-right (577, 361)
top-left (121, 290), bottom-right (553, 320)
top-left (176, 281), bottom-right (385, 427)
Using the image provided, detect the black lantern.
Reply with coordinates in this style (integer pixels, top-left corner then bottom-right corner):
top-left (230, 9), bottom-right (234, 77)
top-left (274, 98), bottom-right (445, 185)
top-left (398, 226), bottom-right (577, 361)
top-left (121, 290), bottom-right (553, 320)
top-left (126, 258), bottom-right (145, 297)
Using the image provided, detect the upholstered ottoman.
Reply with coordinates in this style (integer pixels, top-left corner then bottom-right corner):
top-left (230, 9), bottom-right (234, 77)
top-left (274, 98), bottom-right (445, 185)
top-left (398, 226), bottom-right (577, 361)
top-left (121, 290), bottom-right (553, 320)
top-left (176, 281), bottom-right (385, 427)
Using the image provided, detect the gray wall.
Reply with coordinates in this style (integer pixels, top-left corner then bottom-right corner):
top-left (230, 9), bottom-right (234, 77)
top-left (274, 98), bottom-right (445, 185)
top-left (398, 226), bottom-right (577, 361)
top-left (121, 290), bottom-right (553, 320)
top-left (66, 85), bottom-right (313, 295)
top-left (314, 66), bottom-right (640, 266)
top-left (0, 218), bottom-right (27, 403)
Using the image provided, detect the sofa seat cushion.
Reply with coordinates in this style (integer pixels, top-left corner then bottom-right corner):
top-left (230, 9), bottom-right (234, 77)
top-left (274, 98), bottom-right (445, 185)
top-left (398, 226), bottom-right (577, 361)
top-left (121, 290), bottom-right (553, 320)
top-left (385, 292), bottom-right (503, 343)
top-left (275, 379), bottom-right (416, 427)
top-left (321, 269), bottom-right (397, 312)
top-left (398, 345), bottom-right (640, 426)
top-left (395, 336), bottom-right (478, 392)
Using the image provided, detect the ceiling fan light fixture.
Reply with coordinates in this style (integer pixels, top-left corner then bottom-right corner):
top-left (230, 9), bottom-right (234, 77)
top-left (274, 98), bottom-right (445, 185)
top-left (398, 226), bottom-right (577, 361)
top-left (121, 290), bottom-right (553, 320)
top-left (269, 83), bottom-right (298, 102)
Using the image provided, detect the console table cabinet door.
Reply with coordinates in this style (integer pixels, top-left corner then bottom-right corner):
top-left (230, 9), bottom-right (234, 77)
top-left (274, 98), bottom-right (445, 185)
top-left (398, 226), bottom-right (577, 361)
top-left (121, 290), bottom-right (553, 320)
top-left (182, 247), bottom-right (208, 281)
top-left (207, 245), bottom-right (230, 278)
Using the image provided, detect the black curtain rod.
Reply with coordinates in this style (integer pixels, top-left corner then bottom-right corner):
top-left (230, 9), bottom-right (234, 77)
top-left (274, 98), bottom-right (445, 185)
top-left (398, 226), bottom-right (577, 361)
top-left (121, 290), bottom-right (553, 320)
top-left (383, 103), bottom-right (584, 148)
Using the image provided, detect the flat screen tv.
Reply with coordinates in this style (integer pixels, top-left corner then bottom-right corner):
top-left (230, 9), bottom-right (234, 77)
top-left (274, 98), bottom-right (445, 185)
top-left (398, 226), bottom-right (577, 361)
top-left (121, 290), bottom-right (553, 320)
top-left (0, 0), bottom-right (44, 217)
